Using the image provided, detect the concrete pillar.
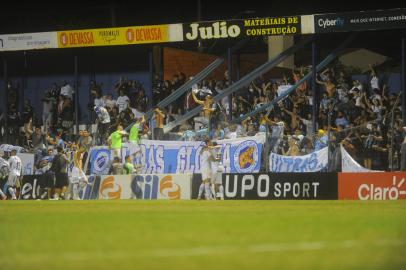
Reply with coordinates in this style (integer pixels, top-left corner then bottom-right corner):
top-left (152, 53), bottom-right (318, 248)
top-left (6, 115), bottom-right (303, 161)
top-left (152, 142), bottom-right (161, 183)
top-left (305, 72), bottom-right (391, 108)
top-left (268, 36), bottom-right (294, 69)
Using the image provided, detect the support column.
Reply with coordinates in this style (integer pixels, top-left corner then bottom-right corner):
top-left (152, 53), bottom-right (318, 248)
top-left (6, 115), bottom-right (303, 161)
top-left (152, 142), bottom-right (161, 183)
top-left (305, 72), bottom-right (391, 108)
top-left (228, 46), bottom-right (232, 121)
top-left (148, 50), bottom-right (154, 110)
top-left (74, 55), bottom-right (79, 135)
top-left (3, 58), bottom-right (8, 143)
top-left (312, 37), bottom-right (318, 134)
top-left (401, 36), bottom-right (405, 126)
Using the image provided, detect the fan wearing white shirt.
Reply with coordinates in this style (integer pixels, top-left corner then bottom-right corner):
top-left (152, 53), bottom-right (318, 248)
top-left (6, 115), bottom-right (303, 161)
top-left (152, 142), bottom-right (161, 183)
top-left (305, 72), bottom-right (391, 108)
top-left (369, 64), bottom-right (380, 92)
top-left (60, 82), bottom-right (74, 99)
top-left (116, 90), bottom-right (130, 113)
top-left (7, 149), bottom-right (22, 200)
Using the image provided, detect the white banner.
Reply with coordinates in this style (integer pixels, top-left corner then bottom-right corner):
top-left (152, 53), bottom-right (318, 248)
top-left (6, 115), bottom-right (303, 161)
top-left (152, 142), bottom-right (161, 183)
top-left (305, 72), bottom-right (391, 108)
top-left (87, 133), bottom-right (266, 175)
top-left (0, 32), bottom-right (57, 51)
top-left (269, 147), bottom-right (328, 172)
top-left (18, 153), bottom-right (35, 175)
top-left (340, 145), bottom-right (381, 172)
top-left (98, 174), bottom-right (192, 200)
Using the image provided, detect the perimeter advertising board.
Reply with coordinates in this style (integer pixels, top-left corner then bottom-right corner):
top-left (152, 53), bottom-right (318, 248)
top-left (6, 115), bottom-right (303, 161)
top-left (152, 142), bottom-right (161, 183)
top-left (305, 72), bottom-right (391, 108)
top-left (57, 24), bottom-right (183, 48)
top-left (314, 8), bottom-right (406, 33)
top-left (221, 173), bottom-right (338, 200)
top-left (0, 32), bottom-right (57, 51)
top-left (338, 172), bottom-right (406, 200)
top-left (183, 16), bottom-right (301, 41)
top-left (98, 174), bottom-right (192, 200)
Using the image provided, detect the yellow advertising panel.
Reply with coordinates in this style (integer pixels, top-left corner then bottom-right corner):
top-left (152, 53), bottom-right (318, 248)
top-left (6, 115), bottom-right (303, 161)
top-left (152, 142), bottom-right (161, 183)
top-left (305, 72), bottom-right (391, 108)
top-left (57, 25), bottom-right (169, 48)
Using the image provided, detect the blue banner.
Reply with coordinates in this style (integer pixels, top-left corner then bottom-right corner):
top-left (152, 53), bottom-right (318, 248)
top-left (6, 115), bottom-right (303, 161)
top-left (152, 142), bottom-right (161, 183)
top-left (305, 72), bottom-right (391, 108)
top-left (269, 147), bottom-right (328, 172)
top-left (86, 134), bottom-right (265, 175)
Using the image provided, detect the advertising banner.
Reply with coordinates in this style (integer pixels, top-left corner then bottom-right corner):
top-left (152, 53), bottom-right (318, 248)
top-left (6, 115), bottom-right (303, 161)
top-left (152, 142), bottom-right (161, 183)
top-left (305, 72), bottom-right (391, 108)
top-left (340, 145), bottom-right (381, 172)
top-left (87, 133), bottom-right (265, 175)
top-left (183, 16), bottom-right (301, 41)
top-left (222, 173), bottom-right (338, 200)
top-left (57, 24), bottom-right (183, 48)
top-left (338, 172), bottom-right (406, 200)
top-left (97, 174), bottom-right (192, 200)
top-left (0, 31), bottom-right (57, 51)
top-left (20, 175), bottom-right (42, 200)
top-left (314, 8), bottom-right (406, 34)
top-left (269, 147), bottom-right (328, 172)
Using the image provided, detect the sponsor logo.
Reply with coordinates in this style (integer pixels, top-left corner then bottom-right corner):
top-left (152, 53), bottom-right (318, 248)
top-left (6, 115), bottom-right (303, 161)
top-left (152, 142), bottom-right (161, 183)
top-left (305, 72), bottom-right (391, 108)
top-left (98, 29), bottom-right (119, 43)
top-left (233, 140), bottom-right (258, 173)
top-left (185, 21), bottom-right (241, 40)
top-left (60, 33), bottom-right (68, 46)
top-left (92, 149), bottom-right (110, 174)
top-left (131, 175), bottom-right (182, 199)
top-left (159, 175), bottom-right (181, 199)
top-left (21, 177), bottom-right (40, 199)
top-left (134, 27), bottom-right (163, 42)
top-left (358, 176), bottom-right (406, 200)
top-left (318, 17), bottom-right (344, 28)
top-left (99, 176), bottom-right (122, 199)
top-left (126, 29), bottom-right (134, 42)
top-left (225, 174), bottom-right (320, 199)
top-left (59, 31), bottom-right (95, 46)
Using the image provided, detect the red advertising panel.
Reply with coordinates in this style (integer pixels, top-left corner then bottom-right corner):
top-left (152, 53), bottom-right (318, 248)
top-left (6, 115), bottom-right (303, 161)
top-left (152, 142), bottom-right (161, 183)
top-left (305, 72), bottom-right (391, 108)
top-left (338, 172), bottom-right (406, 200)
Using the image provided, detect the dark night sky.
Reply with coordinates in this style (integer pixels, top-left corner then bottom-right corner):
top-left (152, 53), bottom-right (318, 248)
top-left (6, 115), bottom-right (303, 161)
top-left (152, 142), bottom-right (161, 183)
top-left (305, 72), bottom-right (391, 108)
top-left (1, 0), bottom-right (405, 76)
top-left (1, 0), bottom-right (404, 34)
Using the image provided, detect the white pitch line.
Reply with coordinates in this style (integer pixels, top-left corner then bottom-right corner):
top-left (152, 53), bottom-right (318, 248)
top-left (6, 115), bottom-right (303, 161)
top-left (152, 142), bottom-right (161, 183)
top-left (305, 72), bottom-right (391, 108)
top-left (4, 239), bottom-right (405, 263)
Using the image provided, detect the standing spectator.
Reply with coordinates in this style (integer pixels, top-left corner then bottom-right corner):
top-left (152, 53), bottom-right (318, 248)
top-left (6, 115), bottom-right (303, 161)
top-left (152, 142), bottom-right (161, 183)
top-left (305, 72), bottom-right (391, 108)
top-left (361, 124), bottom-right (382, 169)
top-left (104, 94), bottom-right (116, 110)
top-left (94, 106), bottom-right (110, 145)
top-left (108, 124), bottom-right (127, 158)
top-left (282, 137), bottom-right (300, 156)
top-left (32, 127), bottom-right (47, 152)
top-left (50, 146), bottom-right (70, 199)
top-left (135, 90), bottom-right (149, 112)
top-left (60, 81), bottom-right (73, 100)
top-left (153, 107), bottom-right (166, 140)
top-left (369, 64), bottom-right (380, 94)
top-left (269, 115), bottom-right (285, 153)
top-left (335, 111), bottom-right (349, 129)
top-left (109, 156), bottom-right (124, 175)
top-left (59, 98), bottom-right (74, 132)
top-left (316, 71), bottom-right (336, 99)
top-left (116, 90), bottom-right (130, 113)
top-left (42, 92), bottom-right (54, 133)
top-left (314, 129), bottom-right (328, 151)
top-left (129, 116), bottom-right (145, 144)
top-left (123, 155), bottom-right (135, 174)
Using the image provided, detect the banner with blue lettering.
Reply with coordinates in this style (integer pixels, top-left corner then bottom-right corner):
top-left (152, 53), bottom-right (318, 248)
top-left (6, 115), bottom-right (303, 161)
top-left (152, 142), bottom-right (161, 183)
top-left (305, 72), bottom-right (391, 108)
top-left (86, 134), bottom-right (265, 175)
top-left (269, 147), bottom-right (328, 172)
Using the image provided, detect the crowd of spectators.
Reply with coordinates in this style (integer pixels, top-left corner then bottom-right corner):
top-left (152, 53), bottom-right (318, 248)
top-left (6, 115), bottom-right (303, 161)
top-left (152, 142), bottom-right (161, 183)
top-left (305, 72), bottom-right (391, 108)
top-left (0, 62), bottom-right (403, 172)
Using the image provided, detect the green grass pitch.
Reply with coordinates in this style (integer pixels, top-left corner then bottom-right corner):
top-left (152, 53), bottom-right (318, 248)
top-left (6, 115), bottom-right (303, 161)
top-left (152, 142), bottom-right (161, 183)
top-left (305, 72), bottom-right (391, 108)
top-left (1, 200), bottom-right (405, 270)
